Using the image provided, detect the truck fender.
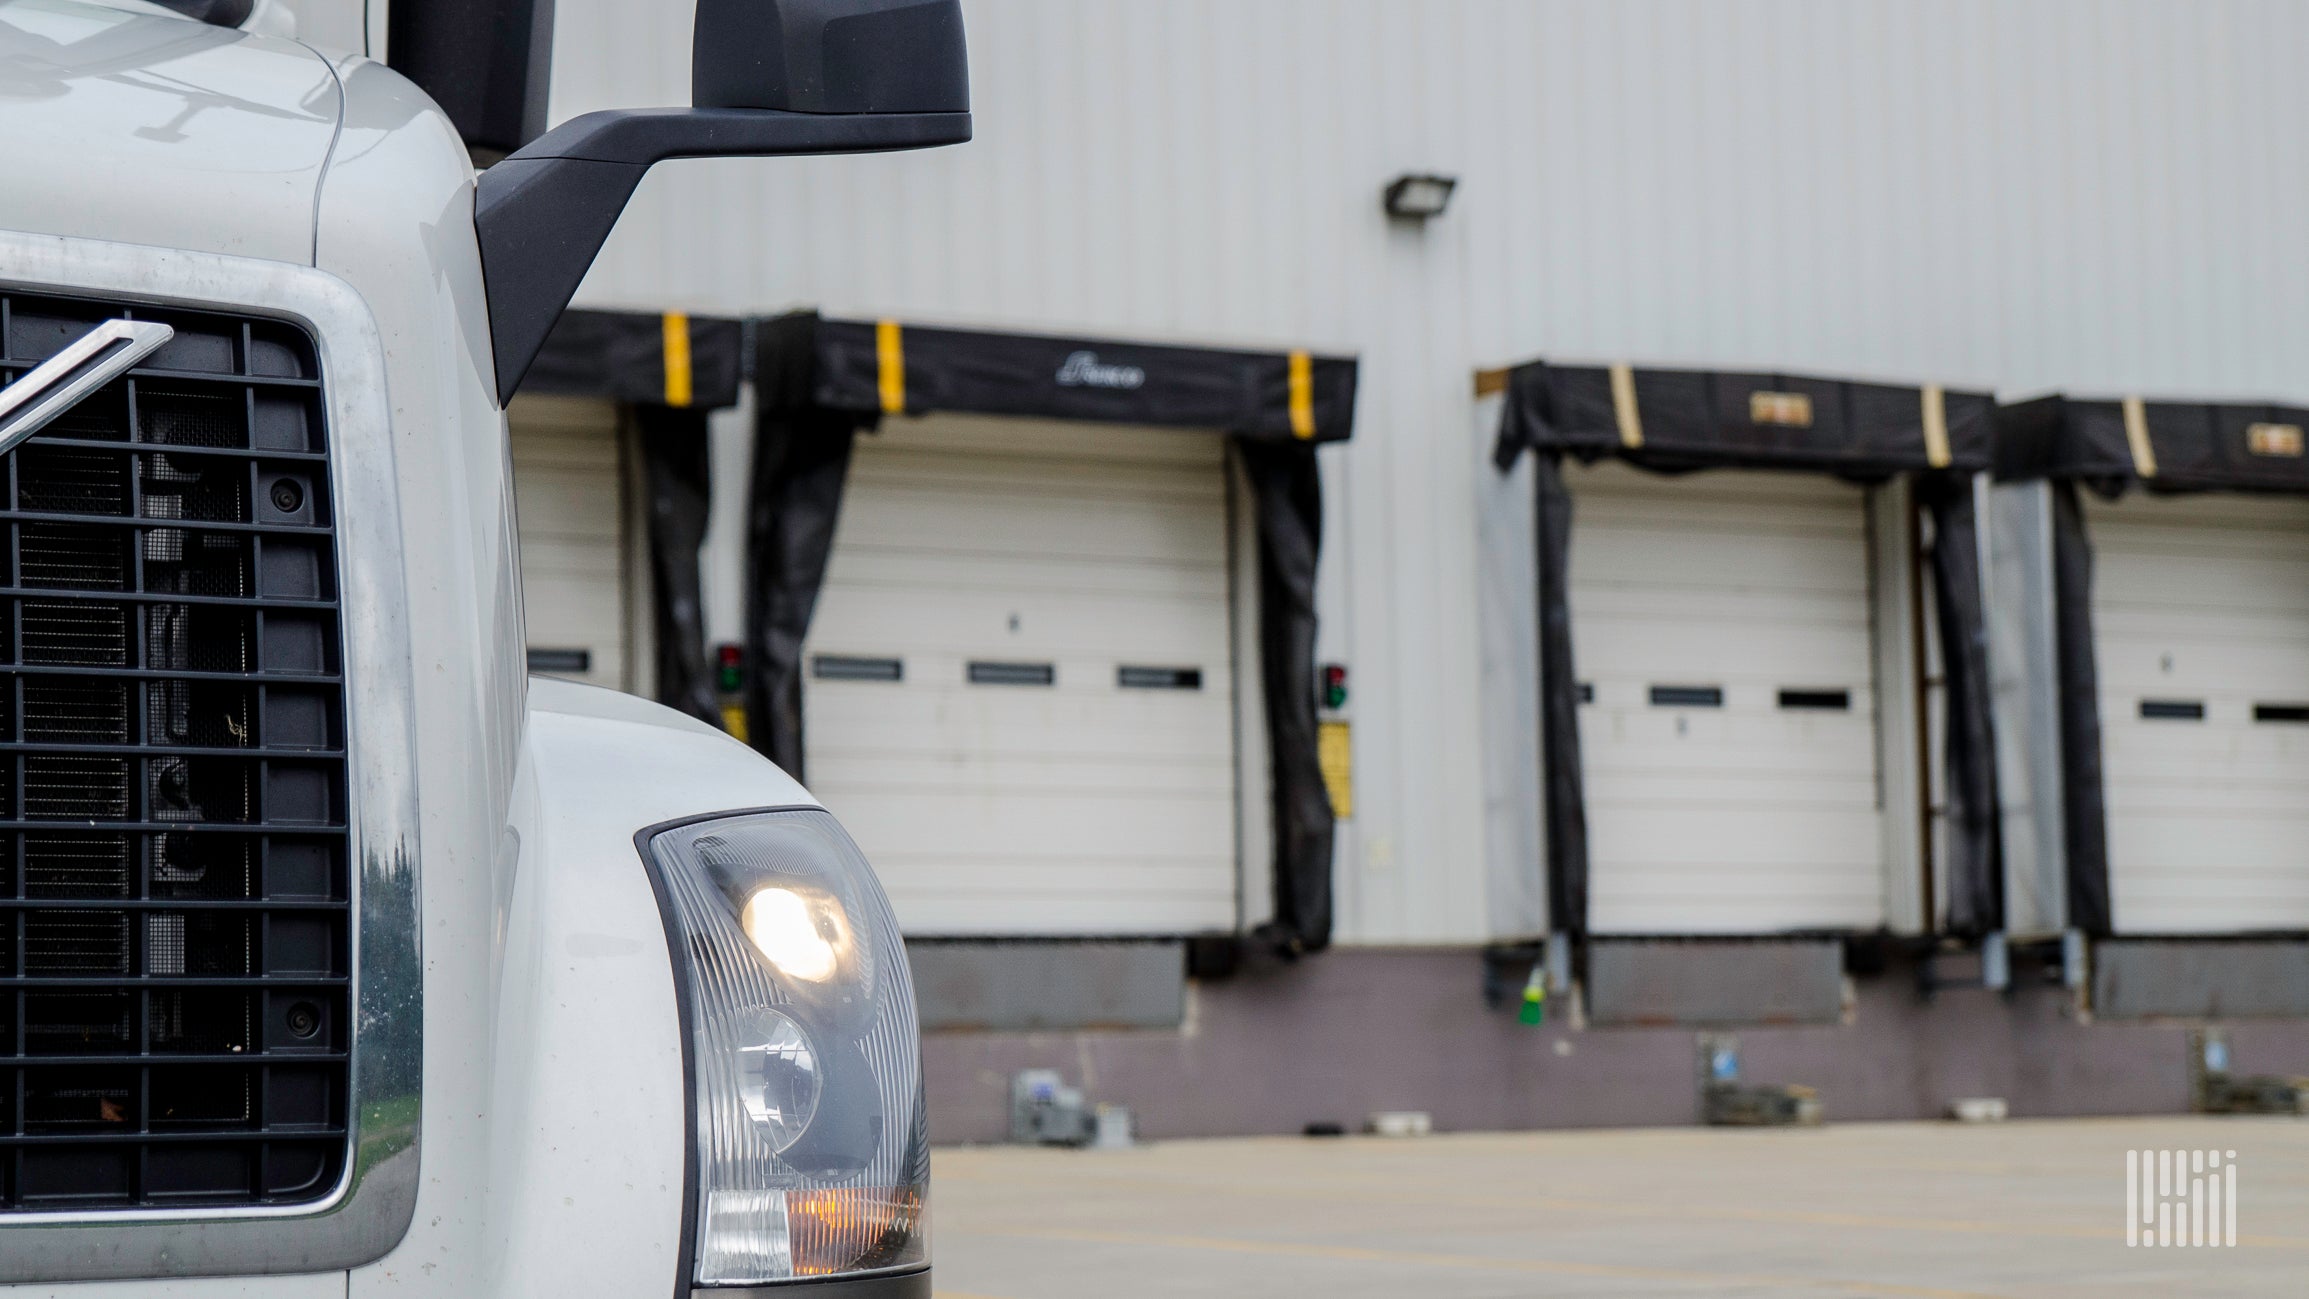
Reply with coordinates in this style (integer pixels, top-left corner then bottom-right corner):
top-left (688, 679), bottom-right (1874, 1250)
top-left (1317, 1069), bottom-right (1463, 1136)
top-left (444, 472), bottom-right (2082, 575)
top-left (476, 679), bottom-right (816, 1296)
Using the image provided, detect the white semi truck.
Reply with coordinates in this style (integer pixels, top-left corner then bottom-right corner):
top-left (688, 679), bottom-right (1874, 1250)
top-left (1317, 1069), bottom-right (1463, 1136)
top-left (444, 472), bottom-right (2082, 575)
top-left (0, 0), bottom-right (969, 1293)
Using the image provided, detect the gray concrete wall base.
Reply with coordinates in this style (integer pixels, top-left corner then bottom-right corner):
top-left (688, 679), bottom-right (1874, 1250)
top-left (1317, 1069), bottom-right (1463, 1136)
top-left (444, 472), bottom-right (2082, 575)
top-left (910, 940), bottom-right (1186, 1031)
top-left (919, 946), bottom-right (2309, 1143)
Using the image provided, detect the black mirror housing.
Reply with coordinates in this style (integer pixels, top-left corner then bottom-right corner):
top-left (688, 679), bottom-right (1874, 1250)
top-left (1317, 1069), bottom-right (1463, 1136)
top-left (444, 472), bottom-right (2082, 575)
top-left (693, 0), bottom-right (968, 114)
top-left (472, 0), bottom-right (971, 406)
top-left (388, 0), bottom-right (558, 155)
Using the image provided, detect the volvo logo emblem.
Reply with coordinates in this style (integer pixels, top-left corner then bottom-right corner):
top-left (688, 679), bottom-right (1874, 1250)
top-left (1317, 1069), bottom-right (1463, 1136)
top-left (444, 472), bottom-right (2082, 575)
top-left (0, 318), bottom-right (174, 456)
top-left (1054, 350), bottom-right (1146, 390)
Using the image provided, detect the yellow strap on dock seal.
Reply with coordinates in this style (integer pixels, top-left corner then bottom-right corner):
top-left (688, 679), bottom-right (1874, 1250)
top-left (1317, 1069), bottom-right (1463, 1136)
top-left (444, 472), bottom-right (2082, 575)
top-left (2121, 395), bottom-right (2159, 479)
top-left (1920, 384), bottom-right (1951, 469)
top-left (1317, 719), bottom-right (1352, 819)
top-left (1609, 363), bottom-right (1643, 449)
top-left (660, 312), bottom-right (693, 408)
top-left (1288, 350), bottom-right (1316, 440)
top-left (876, 319), bottom-right (906, 414)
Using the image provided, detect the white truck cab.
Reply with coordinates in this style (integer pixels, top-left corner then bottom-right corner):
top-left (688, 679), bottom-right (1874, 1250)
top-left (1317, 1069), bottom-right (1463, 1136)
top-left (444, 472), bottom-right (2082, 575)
top-left (0, 1), bottom-right (968, 1294)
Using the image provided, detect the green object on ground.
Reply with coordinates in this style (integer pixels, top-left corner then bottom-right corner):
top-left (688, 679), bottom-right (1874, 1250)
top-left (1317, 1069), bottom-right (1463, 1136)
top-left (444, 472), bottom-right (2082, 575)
top-left (1518, 965), bottom-right (1546, 1025)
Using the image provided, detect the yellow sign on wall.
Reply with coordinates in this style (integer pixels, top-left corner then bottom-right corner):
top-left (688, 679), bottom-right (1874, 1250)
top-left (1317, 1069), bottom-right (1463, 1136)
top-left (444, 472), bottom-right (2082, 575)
top-left (2249, 422), bottom-right (2305, 457)
top-left (1748, 390), bottom-right (1814, 428)
top-left (1318, 720), bottom-right (1353, 819)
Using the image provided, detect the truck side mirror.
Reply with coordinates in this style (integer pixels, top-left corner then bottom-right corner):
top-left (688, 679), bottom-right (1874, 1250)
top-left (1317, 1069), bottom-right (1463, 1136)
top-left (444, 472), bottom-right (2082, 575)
top-left (473, 0), bottom-right (970, 406)
top-left (692, 0), bottom-right (968, 114)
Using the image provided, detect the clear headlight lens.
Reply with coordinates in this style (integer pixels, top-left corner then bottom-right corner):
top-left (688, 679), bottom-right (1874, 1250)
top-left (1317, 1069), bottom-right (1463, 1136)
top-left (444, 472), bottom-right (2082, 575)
top-left (732, 1008), bottom-right (820, 1152)
top-left (645, 810), bottom-right (928, 1285)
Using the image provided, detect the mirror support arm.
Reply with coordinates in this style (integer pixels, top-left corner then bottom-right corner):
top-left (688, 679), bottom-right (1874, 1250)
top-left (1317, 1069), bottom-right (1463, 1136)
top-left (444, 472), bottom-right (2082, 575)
top-left (474, 107), bottom-right (971, 406)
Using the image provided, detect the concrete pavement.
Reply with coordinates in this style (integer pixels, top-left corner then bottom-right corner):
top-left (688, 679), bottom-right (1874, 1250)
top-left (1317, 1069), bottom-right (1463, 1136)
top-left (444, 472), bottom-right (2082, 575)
top-left (929, 1116), bottom-right (2309, 1297)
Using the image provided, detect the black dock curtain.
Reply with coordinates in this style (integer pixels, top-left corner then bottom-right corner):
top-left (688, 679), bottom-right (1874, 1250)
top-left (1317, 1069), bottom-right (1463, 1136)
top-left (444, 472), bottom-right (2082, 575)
top-left (2049, 480), bottom-right (2111, 935)
top-left (741, 314), bottom-right (1346, 954)
top-left (741, 314), bottom-right (865, 781)
top-left (1238, 441), bottom-right (1334, 955)
top-left (1917, 471), bottom-right (2002, 935)
top-left (634, 404), bottom-right (719, 726)
top-left (1529, 453), bottom-right (1588, 934)
top-left (1494, 361), bottom-right (2004, 938)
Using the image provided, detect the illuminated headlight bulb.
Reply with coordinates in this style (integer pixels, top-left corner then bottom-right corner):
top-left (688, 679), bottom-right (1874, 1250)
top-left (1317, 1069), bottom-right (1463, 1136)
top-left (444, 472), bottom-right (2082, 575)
top-left (735, 1009), bottom-right (821, 1152)
top-left (740, 885), bottom-right (850, 983)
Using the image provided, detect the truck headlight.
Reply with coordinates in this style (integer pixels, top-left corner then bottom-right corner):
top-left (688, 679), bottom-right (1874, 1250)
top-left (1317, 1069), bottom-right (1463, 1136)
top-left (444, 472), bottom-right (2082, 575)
top-left (642, 809), bottom-right (928, 1286)
top-left (742, 885), bottom-right (854, 983)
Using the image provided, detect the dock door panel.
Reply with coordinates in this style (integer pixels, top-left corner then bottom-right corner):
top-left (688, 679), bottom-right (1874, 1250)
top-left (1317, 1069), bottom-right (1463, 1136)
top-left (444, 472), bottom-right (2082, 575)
top-left (2088, 491), bottom-right (2309, 933)
top-left (804, 415), bottom-right (1240, 936)
top-left (1569, 462), bottom-right (1886, 935)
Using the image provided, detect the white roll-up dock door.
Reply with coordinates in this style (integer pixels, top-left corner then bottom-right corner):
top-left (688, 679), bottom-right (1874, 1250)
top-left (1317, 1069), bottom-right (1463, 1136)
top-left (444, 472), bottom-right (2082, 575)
top-left (2087, 492), bottom-right (2309, 934)
top-left (1569, 462), bottom-right (1887, 934)
top-left (803, 415), bottom-right (1242, 936)
top-left (508, 395), bottom-right (639, 691)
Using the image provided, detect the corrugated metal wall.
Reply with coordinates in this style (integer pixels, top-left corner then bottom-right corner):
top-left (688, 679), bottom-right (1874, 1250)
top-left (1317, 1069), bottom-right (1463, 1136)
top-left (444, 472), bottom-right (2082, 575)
top-left (550, 0), bottom-right (2309, 944)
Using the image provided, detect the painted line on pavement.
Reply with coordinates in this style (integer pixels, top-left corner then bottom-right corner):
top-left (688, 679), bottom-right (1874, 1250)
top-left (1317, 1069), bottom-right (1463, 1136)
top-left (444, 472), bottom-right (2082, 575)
top-left (978, 1225), bottom-right (2013, 1298)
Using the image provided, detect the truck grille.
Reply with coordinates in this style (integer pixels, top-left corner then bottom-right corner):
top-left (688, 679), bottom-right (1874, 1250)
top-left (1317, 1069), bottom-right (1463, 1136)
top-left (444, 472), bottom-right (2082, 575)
top-left (0, 294), bottom-right (347, 1211)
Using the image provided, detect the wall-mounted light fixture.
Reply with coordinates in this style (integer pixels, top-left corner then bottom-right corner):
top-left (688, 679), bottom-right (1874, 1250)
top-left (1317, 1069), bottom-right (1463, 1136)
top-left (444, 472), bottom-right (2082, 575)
top-left (1383, 173), bottom-right (1457, 220)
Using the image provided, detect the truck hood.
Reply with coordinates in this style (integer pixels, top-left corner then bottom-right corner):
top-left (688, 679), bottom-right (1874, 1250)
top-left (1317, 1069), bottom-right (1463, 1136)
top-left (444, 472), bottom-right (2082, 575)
top-left (0, 0), bottom-right (340, 265)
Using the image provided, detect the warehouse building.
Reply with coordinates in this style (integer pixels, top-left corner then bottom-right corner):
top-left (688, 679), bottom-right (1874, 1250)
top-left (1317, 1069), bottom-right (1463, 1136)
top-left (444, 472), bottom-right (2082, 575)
top-left (477, 0), bottom-right (2309, 1135)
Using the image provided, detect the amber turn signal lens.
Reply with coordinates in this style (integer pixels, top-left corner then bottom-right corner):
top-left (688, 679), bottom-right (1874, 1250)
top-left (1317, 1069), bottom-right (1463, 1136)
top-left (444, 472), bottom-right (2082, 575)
top-left (786, 1186), bottom-right (924, 1276)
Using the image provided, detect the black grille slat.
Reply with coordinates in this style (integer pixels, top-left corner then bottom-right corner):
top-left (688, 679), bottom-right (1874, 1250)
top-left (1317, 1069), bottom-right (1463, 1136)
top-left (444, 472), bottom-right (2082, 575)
top-left (28, 436), bottom-right (325, 464)
top-left (23, 601), bottom-right (130, 666)
top-left (0, 897), bottom-right (336, 913)
top-left (0, 985), bottom-right (343, 995)
top-left (0, 743), bottom-right (334, 760)
top-left (142, 454), bottom-right (250, 526)
top-left (2, 665), bottom-right (336, 686)
top-left (148, 834), bottom-right (251, 903)
top-left (38, 390), bottom-right (129, 444)
top-left (3, 1126), bottom-right (346, 1146)
top-left (0, 822), bottom-right (338, 835)
top-left (23, 679), bottom-right (130, 741)
top-left (23, 992), bottom-right (132, 1054)
top-left (136, 388), bottom-right (244, 450)
top-left (148, 1065), bottom-right (252, 1128)
top-left (16, 450), bottom-right (129, 517)
top-left (23, 836), bottom-right (131, 899)
top-left (22, 1067), bottom-right (134, 1124)
top-left (20, 524), bottom-right (129, 591)
top-left (0, 293), bottom-right (345, 1212)
top-left (127, 367), bottom-right (319, 392)
top-left (0, 515), bottom-right (324, 539)
top-left (23, 914), bottom-right (130, 973)
top-left (148, 990), bottom-right (253, 1056)
top-left (23, 756), bottom-right (131, 819)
